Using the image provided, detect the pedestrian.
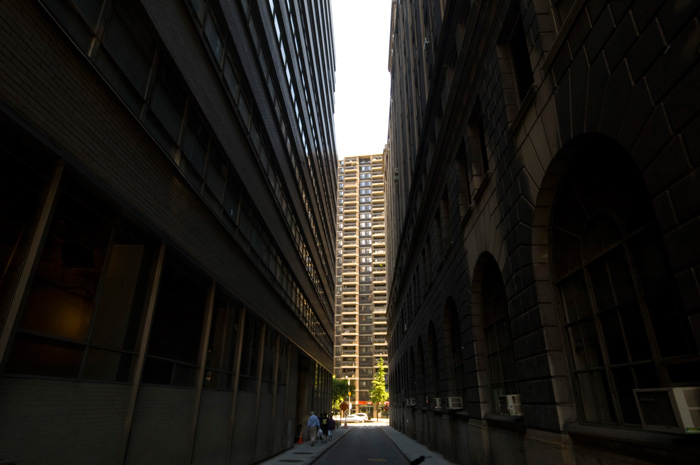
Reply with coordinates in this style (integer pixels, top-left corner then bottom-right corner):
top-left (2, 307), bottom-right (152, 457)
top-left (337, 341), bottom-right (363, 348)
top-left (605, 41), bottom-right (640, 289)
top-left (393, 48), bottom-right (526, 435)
top-left (327, 414), bottom-right (335, 440)
top-left (307, 411), bottom-right (320, 446)
top-left (320, 412), bottom-right (329, 443)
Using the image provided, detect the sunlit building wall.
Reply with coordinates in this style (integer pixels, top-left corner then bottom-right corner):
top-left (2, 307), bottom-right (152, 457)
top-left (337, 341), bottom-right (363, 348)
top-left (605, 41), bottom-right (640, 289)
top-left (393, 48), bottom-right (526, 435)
top-left (334, 154), bottom-right (389, 413)
top-left (0, 0), bottom-right (336, 464)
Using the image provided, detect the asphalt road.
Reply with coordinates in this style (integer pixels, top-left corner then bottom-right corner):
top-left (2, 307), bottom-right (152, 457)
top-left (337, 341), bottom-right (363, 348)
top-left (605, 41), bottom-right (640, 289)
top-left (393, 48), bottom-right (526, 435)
top-left (315, 424), bottom-right (408, 465)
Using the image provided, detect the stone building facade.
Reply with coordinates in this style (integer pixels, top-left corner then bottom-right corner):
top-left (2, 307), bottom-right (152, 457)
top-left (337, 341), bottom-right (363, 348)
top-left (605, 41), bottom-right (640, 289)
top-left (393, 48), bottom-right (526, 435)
top-left (0, 0), bottom-right (336, 464)
top-left (385, 1), bottom-right (700, 464)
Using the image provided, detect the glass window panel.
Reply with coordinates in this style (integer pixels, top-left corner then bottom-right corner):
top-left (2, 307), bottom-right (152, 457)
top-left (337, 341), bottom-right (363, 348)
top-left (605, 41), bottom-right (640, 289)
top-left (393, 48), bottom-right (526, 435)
top-left (90, 244), bottom-right (147, 349)
top-left (630, 228), bottom-right (669, 293)
top-left (189, 0), bottom-right (204, 21)
top-left (146, 254), bottom-right (206, 366)
top-left (205, 151), bottom-right (226, 202)
top-left (588, 259), bottom-right (614, 311)
top-left (149, 60), bottom-right (186, 144)
top-left (19, 189), bottom-right (113, 341)
top-left (141, 357), bottom-right (173, 384)
top-left (204, 13), bottom-right (224, 63)
top-left (599, 310), bottom-right (627, 365)
top-left (5, 333), bottom-right (84, 378)
top-left (619, 303), bottom-right (652, 362)
top-left (72, 0), bottom-right (103, 29)
top-left (83, 348), bottom-right (135, 382)
top-left (182, 113), bottom-right (208, 178)
top-left (0, 155), bottom-right (51, 332)
top-left (607, 248), bottom-right (635, 304)
top-left (41, 0), bottom-right (94, 51)
top-left (224, 184), bottom-right (240, 222)
top-left (611, 367), bottom-right (641, 424)
top-left (223, 59), bottom-right (239, 101)
top-left (645, 290), bottom-right (693, 358)
top-left (633, 363), bottom-right (658, 389)
top-left (238, 96), bottom-right (250, 128)
top-left (172, 364), bottom-right (197, 386)
top-left (576, 370), bottom-right (614, 423)
top-left (102, 5), bottom-right (155, 96)
top-left (580, 319), bottom-right (603, 368)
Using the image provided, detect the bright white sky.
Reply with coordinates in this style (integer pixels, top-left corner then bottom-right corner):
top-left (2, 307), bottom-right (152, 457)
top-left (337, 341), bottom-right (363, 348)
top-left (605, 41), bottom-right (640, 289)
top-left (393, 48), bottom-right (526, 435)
top-left (331, 0), bottom-right (392, 159)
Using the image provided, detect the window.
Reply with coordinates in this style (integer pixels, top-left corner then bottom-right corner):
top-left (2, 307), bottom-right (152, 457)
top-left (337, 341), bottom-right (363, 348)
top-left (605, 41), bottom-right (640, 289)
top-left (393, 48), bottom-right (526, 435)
top-left (204, 12), bottom-right (224, 64)
top-left (455, 141), bottom-right (472, 217)
top-left (497, 0), bottom-right (533, 103)
top-left (146, 57), bottom-right (187, 156)
top-left (239, 313), bottom-right (262, 392)
top-left (204, 293), bottom-right (240, 390)
top-left (6, 177), bottom-right (157, 383)
top-left (551, 142), bottom-right (699, 426)
top-left (0, 153), bottom-right (53, 335)
top-left (143, 252), bottom-right (208, 386)
top-left (479, 255), bottom-right (518, 414)
top-left (467, 100), bottom-right (489, 180)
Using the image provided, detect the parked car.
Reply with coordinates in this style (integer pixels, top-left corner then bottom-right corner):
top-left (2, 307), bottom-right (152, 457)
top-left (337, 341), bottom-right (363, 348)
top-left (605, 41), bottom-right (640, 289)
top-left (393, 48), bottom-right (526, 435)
top-left (354, 413), bottom-right (369, 421)
top-left (345, 414), bottom-right (366, 423)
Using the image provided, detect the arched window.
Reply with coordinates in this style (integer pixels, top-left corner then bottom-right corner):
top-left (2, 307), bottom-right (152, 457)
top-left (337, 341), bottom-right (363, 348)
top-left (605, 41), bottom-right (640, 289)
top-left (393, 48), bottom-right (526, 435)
top-left (427, 322), bottom-right (441, 401)
top-left (550, 138), bottom-right (699, 426)
top-left (416, 337), bottom-right (427, 404)
top-left (444, 299), bottom-right (464, 397)
top-left (478, 255), bottom-right (518, 413)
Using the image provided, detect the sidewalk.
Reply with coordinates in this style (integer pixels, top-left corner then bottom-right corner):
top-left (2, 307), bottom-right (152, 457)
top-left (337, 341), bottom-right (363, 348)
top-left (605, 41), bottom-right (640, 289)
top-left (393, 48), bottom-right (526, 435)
top-left (382, 425), bottom-right (456, 465)
top-left (257, 422), bottom-right (351, 465)
top-left (258, 420), bottom-right (456, 465)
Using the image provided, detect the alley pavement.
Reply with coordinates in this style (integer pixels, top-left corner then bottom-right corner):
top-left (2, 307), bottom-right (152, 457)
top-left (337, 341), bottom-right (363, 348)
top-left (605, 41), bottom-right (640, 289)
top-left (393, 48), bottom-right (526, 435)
top-left (258, 419), bottom-right (456, 465)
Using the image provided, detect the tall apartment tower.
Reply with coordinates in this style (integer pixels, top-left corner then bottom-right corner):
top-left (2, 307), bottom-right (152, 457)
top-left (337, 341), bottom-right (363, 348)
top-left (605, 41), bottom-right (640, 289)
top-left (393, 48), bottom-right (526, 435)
top-left (335, 154), bottom-right (389, 414)
top-left (0, 0), bottom-right (336, 464)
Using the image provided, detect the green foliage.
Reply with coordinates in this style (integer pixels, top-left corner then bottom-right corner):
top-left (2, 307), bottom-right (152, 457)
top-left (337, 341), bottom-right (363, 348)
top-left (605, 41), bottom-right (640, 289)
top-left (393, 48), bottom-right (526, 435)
top-left (332, 376), bottom-right (355, 410)
top-left (369, 358), bottom-right (389, 409)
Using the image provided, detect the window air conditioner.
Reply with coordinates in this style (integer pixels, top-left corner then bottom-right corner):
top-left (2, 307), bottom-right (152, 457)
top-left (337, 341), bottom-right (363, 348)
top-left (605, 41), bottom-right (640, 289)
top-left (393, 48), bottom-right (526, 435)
top-left (446, 396), bottom-right (463, 410)
top-left (498, 394), bottom-right (522, 416)
top-left (434, 397), bottom-right (442, 409)
top-left (634, 387), bottom-right (700, 434)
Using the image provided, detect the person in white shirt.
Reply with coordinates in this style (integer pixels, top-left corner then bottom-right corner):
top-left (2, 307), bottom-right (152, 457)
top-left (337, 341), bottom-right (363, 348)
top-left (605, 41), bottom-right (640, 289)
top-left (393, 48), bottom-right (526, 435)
top-left (307, 411), bottom-right (320, 446)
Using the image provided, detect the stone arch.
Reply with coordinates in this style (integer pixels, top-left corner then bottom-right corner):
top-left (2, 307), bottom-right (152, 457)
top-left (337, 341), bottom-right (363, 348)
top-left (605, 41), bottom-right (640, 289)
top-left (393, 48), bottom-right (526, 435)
top-left (443, 297), bottom-right (464, 398)
top-left (416, 336), bottom-right (426, 405)
top-left (409, 347), bottom-right (416, 399)
top-left (426, 321), bottom-right (441, 401)
top-left (471, 252), bottom-right (516, 416)
top-left (533, 133), bottom-right (699, 428)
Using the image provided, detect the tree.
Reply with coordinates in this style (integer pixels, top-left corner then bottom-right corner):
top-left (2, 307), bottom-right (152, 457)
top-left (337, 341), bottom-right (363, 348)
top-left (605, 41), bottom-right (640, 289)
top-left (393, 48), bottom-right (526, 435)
top-left (369, 358), bottom-right (389, 420)
top-left (332, 376), bottom-right (355, 413)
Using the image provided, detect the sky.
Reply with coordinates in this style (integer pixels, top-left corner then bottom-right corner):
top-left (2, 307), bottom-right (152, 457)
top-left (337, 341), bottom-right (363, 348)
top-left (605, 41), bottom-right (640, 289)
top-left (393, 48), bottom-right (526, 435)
top-left (331, 0), bottom-right (393, 159)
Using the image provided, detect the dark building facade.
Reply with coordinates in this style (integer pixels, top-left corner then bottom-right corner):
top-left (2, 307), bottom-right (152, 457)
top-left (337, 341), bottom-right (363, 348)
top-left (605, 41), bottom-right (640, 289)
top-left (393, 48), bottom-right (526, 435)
top-left (0, 0), bottom-right (336, 464)
top-left (385, 1), bottom-right (700, 464)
